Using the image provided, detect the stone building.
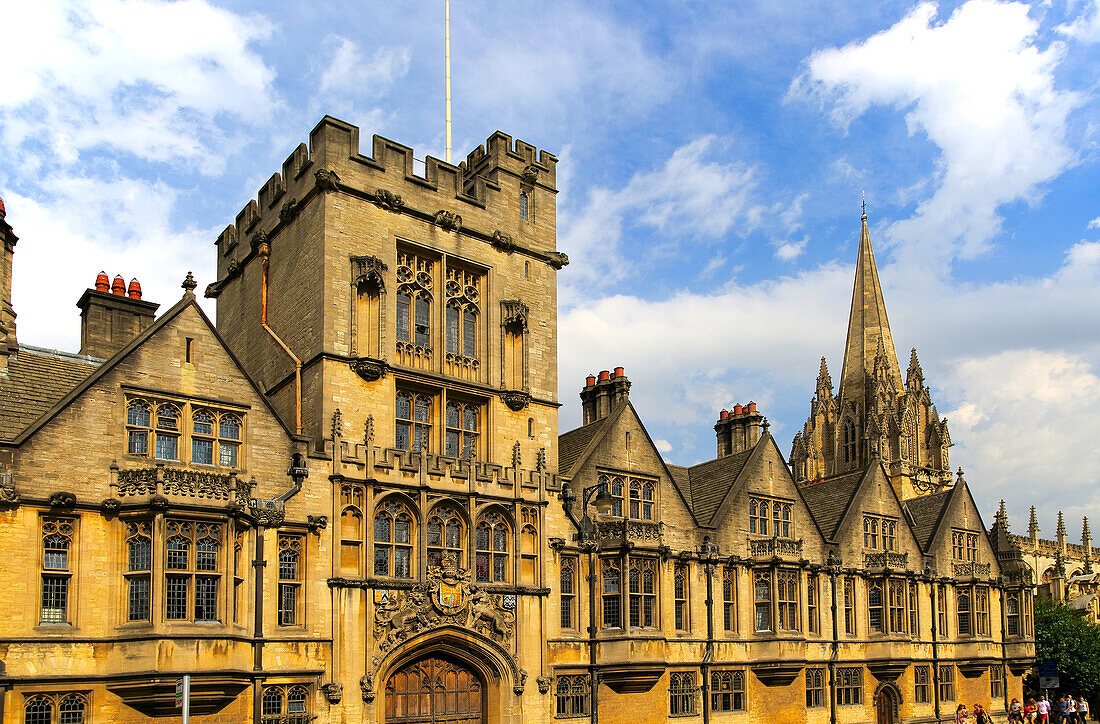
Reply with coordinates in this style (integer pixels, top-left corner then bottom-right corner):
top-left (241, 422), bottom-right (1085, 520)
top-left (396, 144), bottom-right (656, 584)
top-left (0, 115), bottom-right (1033, 724)
top-left (993, 507), bottom-right (1100, 621)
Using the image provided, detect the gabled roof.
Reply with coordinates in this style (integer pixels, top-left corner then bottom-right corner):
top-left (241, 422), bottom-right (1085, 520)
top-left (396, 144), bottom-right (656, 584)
top-left (666, 464), bottom-right (692, 510)
top-left (903, 488), bottom-right (955, 551)
top-left (0, 345), bottom-right (102, 443)
top-left (800, 467), bottom-right (868, 541)
top-left (11, 291), bottom-right (299, 446)
top-left (558, 416), bottom-right (610, 479)
top-left (679, 447), bottom-right (756, 526)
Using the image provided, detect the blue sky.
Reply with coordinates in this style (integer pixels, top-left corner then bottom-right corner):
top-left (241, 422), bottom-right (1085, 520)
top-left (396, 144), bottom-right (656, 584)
top-left (1, 0), bottom-right (1098, 534)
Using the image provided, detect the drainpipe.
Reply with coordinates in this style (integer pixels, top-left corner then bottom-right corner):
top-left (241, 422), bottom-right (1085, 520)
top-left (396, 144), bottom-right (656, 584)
top-left (930, 575), bottom-right (941, 724)
top-left (827, 552), bottom-right (841, 724)
top-left (586, 544), bottom-right (599, 724)
top-left (700, 539), bottom-right (718, 724)
top-left (252, 526), bottom-right (266, 724)
top-left (258, 240), bottom-right (303, 435)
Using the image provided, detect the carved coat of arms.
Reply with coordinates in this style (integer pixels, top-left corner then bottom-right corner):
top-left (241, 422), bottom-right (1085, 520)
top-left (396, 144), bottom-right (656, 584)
top-left (429, 554), bottom-right (470, 616)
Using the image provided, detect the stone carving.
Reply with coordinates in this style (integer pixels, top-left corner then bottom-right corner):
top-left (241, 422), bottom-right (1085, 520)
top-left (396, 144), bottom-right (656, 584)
top-left (250, 498), bottom-right (286, 528)
top-left (537, 675), bottom-right (553, 695)
top-left (352, 255), bottom-right (387, 289)
top-left (434, 210), bottom-right (462, 232)
top-left (521, 165), bottom-right (540, 184)
top-left (491, 230), bottom-right (516, 253)
top-left (307, 515), bottom-right (328, 533)
top-left (364, 414), bottom-right (375, 446)
top-left (321, 682), bottom-right (342, 705)
top-left (501, 391), bottom-right (530, 412)
top-left (514, 669), bottom-right (528, 696)
top-left (953, 561), bottom-right (993, 578)
top-left (863, 551), bottom-right (909, 570)
top-left (359, 674), bottom-right (375, 703)
top-left (181, 271), bottom-right (197, 292)
top-left (374, 188), bottom-right (404, 212)
top-left (226, 258), bottom-right (240, 278)
top-left (536, 448), bottom-right (547, 472)
top-left (512, 441), bottom-right (522, 469)
top-left (350, 358), bottom-right (387, 382)
top-left (500, 299), bottom-right (529, 330)
top-left (249, 230), bottom-right (269, 253)
top-left (149, 495), bottom-right (169, 510)
top-left (315, 169), bottom-right (340, 192)
top-left (279, 198), bottom-right (299, 223)
top-left (49, 492), bottom-right (76, 508)
top-left (750, 537), bottom-right (803, 558)
top-left (469, 588), bottom-right (515, 642)
top-left (117, 466), bottom-right (236, 500)
top-left (546, 251), bottom-right (569, 269)
top-left (332, 408), bottom-right (344, 439)
top-left (101, 498), bottom-right (121, 515)
top-left (372, 555), bottom-right (517, 654)
top-left (0, 473), bottom-right (19, 506)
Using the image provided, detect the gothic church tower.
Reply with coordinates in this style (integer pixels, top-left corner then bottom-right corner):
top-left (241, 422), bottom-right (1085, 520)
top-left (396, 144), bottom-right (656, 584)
top-left (790, 209), bottom-right (953, 499)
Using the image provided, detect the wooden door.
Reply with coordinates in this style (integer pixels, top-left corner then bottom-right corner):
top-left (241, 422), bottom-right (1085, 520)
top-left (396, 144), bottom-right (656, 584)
top-left (385, 655), bottom-right (484, 723)
top-left (876, 689), bottom-right (895, 724)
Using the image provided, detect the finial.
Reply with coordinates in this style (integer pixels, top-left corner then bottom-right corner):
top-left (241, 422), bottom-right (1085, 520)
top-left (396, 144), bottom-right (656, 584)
top-left (861, 190), bottom-right (867, 219)
top-left (997, 499), bottom-right (1007, 522)
top-left (1084, 516), bottom-right (1092, 542)
top-left (1057, 511), bottom-right (1066, 538)
top-left (762, 417), bottom-right (770, 434)
top-left (1029, 505), bottom-right (1039, 535)
top-left (181, 271), bottom-right (197, 292)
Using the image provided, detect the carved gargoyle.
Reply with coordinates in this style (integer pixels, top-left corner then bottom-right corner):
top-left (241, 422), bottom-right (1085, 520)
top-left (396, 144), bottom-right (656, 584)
top-left (546, 251), bottom-right (569, 269)
top-left (374, 188), bottom-right (404, 212)
top-left (279, 198), bottom-right (299, 223)
top-left (351, 358), bottom-right (387, 382)
top-left (315, 169), bottom-right (340, 192)
top-left (359, 674), bottom-right (375, 703)
top-left (321, 682), bottom-right (343, 704)
top-left (492, 231), bottom-right (516, 253)
top-left (49, 492), bottom-right (76, 508)
top-left (434, 210), bottom-right (462, 232)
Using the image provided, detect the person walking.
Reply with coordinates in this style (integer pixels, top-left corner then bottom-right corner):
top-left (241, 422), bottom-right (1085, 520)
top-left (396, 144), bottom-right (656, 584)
top-left (1010, 698), bottom-right (1025, 723)
top-left (1079, 696), bottom-right (1090, 723)
top-left (974, 702), bottom-right (990, 724)
top-left (956, 703), bottom-right (969, 724)
top-left (1039, 695), bottom-right (1052, 724)
top-left (1067, 695), bottom-right (1078, 724)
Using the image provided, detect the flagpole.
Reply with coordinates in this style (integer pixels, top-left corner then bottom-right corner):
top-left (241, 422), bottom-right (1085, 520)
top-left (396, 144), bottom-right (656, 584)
top-left (445, 0), bottom-right (452, 164)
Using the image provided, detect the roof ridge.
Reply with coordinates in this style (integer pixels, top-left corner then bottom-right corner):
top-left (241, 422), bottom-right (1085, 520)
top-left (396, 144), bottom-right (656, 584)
top-left (17, 344), bottom-right (104, 365)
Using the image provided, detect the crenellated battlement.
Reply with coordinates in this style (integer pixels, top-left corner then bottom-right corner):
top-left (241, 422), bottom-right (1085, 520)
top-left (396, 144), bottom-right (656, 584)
top-left (213, 115), bottom-right (557, 261)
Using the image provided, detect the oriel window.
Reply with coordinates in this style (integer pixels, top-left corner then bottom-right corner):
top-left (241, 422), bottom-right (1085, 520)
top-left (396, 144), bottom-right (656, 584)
top-left (125, 521), bottom-right (152, 622)
top-left (40, 517), bottom-right (75, 624)
top-left (602, 559), bottom-right (621, 629)
top-left (278, 536), bottom-right (303, 626)
top-left (674, 565), bottom-right (689, 630)
top-left (164, 520), bottom-right (222, 622)
top-left (754, 570), bottom-right (772, 632)
top-left (560, 556), bottom-right (577, 630)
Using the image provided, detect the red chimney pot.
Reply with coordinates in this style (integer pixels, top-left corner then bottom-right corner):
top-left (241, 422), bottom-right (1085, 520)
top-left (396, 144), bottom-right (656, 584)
top-left (734, 404), bottom-right (743, 414)
top-left (111, 275), bottom-right (126, 295)
top-left (719, 410), bottom-right (729, 420)
top-left (598, 370), bottom-right (610, 381)
top-left (613, 366), bottom-right (625, 378)
top-left (585, 375), bottom-right (596, 387)
top-left (0, 196), bottom-right (6, 218)
top-left (95, 271), bottom-right (110, 292)
top-left (127, 279), bottom-right (142, 299)
top-left (747, 402), bottom-right (757, 412)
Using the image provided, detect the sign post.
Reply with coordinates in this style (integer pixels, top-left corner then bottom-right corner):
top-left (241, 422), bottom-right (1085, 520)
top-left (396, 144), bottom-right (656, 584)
top-left (176, 675), bottom-right (191, 723)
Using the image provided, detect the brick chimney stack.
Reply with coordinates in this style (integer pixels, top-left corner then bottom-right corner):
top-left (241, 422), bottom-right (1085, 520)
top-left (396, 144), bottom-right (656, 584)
top-left (0, 197), bottom-right (17, 372)
top-left (76, 272), bottom-right (159, 359)
top-left (580, 367), bottom-right (631, 425)
top-left (715, 402), bottom-right (764, 457)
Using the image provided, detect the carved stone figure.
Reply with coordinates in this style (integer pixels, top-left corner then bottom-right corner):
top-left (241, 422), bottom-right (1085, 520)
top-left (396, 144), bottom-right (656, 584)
top-left (468, 588), bottom-right (515, 642)
top-left (374, 188), bottom-right (404, 212)
top-left (351, 358), bottom-right (387, 382)
top-left (315, 169), bottom-right (340, 192)
top-left (434, 210), bottom-right (462, 232)
top-left (321, 682), bottom-right (342, 704)
top-left (491, 230), bottom-right (516, 253)
top-left (359, 674), bottom-right (375, 703)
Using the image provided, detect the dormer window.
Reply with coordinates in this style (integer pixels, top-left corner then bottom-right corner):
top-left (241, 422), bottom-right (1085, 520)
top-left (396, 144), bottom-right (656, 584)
top-left (749, 496), bottom-right (793, 538)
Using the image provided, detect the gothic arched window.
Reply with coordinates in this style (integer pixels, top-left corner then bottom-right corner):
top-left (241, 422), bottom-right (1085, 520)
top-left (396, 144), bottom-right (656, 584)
top-left (374, 501), bottom-right (414, 579)
top-left (475, 513), bottom-right (510, 583)
top-left (427, 506), bottom-right (465, 568)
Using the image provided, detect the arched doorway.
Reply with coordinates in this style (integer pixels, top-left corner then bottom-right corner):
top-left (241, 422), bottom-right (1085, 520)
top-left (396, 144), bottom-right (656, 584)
top-left (384, 654), bottom-right (484, 723)
top-left (876, 686), bottom-right (898, 724)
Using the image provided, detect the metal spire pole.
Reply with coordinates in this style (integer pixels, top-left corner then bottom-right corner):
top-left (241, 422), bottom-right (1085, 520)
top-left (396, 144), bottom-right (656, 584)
top-left (445, 0), bottom-right (452, 163)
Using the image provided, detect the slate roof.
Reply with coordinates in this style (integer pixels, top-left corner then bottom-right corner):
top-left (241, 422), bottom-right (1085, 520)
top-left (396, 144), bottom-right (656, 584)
top-left (675, 447), bottom-right (756, 525)
top-left (557, 418), bottom-right (607, 478)
top-left (666, 464), bottom-right (692, 510)
top-left (903, 488), bottom-right (955, 550)
top-left (0, 345), bottom-right (102, 442)
top-left (799, 468), bottom-right (867, 540)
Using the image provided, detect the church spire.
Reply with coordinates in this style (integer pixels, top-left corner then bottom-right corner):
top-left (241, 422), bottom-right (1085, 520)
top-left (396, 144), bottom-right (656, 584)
top-left (838, 207), bottom-right (903, 413)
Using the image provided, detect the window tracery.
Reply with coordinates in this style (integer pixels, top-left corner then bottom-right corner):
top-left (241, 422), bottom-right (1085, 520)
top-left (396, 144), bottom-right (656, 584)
top-left (445, 265), bottom-right (481, 379)
top-left (278, 535), bottom-right (303, 626)
top-left (261, 684), bottom-right (310, 724)
top-left (396, 249), bottom-right (434, 369)
top-left (41, 517), bottom-right (75, 624)
top-left (164, 520), bottom-right (222, 622)
top-left (340, 484), bottom-right (364, 575)
top-left (125, 521), bottom-right (152, 622)
top-left (712, 670), bottom-right (745, 712)
top-left (444, 400), bottom-right (479, 459)
top-left (628, 558), bottom-right (657, 628)
top-left (427, 506), bottom-right (464, 568)
top-left (374, 501), bottom-right (414, 579)
top-left (396, 391), bottom-right (433, 454)
top-left (475, 512), bottom-right (510, 583)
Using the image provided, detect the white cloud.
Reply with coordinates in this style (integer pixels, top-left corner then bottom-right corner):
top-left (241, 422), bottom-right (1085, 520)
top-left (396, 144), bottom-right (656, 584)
top-left (1058, 0), bottom-right (1100, 42)
top-left (319, 37), bottom-right (411, 96)
top-left (1088, 216), bottom-right (1100, 229)
top-left (6, 183), bottom-right (217, 352)
top-left (559, 136), bottom-right (765, 287)
top-left (774, 236), bottom-right (808, 261)
top-left (943, 349), bottom-right (1100, 525)
top-left (654, 439), bottom-right (674, 454)
top-left (791, 1), bottom-right (1080, 267)
top-left (0, 0), bottom-right (276, 174)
